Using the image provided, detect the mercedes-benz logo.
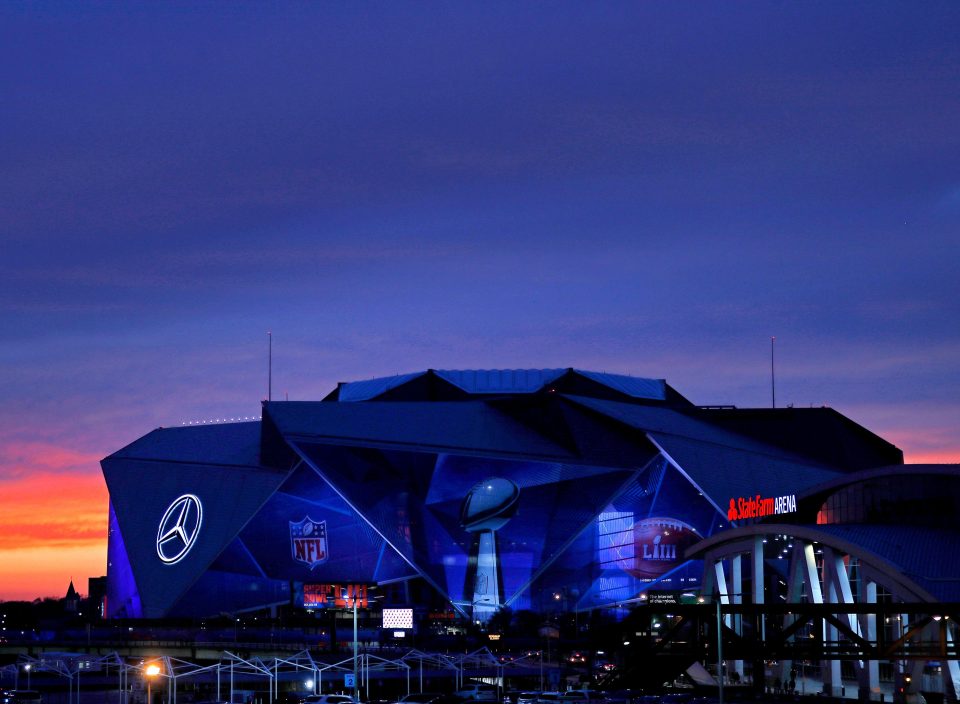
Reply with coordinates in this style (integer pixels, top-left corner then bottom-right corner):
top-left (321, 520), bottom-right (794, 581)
top-left (156, 494), bottom-right (203, 564)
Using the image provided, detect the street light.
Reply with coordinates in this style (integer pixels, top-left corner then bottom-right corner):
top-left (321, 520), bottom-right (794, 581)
top-left (333, 585), bottom-right (364, 703)
top-left (145, 663), bottom-right (161, 704)
top-left (24, 664), bottom-right (31, 690)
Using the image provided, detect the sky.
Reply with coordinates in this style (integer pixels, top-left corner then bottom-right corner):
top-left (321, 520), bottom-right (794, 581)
top-left (1, 1), bottom-right (959, 601)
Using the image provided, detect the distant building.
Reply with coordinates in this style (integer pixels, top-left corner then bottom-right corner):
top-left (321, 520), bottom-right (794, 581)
top-left (63, 579), bottom-right (80, 613)
top-left (87, 575), bottom-right (107, 619)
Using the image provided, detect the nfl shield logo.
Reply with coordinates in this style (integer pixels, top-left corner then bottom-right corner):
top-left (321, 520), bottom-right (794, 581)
top-left (290, 517), bottom-right (328, 569)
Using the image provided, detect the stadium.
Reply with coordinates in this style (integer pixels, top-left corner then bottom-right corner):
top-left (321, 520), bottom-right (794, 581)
top-left (100, 368), bottom-right (960, 699)
top-left (102, 369), bottom-right (924, 620)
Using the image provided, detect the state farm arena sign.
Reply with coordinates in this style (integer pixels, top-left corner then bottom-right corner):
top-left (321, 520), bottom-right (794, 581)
top-left (727, 493), bottom-right (797, 521)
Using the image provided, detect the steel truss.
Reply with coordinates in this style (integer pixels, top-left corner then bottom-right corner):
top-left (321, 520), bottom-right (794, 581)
top-left (681, 526), bottom-right (960, 702)
top-left (7, 647), bottom-right (545, 704)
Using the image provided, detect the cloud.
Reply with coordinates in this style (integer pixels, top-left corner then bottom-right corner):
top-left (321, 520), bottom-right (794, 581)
top-left (902, 449), bottom-right (960, 464)
top-left (0, 442), bottom-right (103, 480)
top-left (0, 472), bottom-right (105, 541)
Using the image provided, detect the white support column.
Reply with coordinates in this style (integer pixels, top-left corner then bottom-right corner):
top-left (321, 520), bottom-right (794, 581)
top-left (824, 579), bottom-right (843, 696)
top-left (825, 549), bottom-right (864, 680)
top-left (732, 554), bottom-right (744, 680)
top-left (894, 614), bottom-right (910, 681)
top-left (807, 542), bottom-right (834, 690)
top-left (785, 541), bottom-right (804, 603)
top-left (732, 553), bottom-right (743, 607)
top-left (753, 537), bottom-right (766, 644)
top-left (714, 559), bottom-right (729, 687)
top-left (782, 541), bottom-right (807, 692)
top-left (803, 543), bottom-right (824, 604)
top-left (715, 558), bottom-right (733, 636)
top-left (752, 537), bottom-right (765, 604)
top-left (715, 559), bottom-right (729, 604)
top-left (829, 550), bottom-right (860, 637)
top-left (863, 581), bottom-right (879, 700)
top-left (945, 622), bottom-right (960, 702)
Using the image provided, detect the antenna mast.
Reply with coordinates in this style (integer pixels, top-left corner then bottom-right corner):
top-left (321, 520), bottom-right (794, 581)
top-left (770, 336), bottom-right (776, 409)
top-left (268, 331), bottom-right (272, 402)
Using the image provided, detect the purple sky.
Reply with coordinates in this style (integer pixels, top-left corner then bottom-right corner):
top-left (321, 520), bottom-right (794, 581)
top-left (1, 2), bottom-right (959, 597)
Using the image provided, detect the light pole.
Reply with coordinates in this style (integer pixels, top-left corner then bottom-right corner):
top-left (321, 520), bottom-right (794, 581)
top-left (24, 664), bottom-right (31, 690)
top-left (539, 649), bottom-right (543, 692)
top-left (145, 663), bottom-right (161, 704)
top-left (352, 587), bottom-right (359, 704)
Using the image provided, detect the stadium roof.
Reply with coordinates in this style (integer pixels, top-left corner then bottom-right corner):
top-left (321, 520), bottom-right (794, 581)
top-left (104, 370), bottom-right (903, 508)
top-left (324, 368), bottom-right (686, 405)
top-left (257, 368), bottom-right (902, 506)
top-left (108, 421), bottom-right (263, 467)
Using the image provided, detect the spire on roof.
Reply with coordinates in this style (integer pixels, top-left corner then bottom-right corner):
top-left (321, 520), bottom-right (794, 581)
top-left (64, 578), bottom-right (80, 612)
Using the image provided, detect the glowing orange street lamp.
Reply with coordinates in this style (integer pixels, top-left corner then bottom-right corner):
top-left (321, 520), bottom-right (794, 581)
top-left (145, 663), bottom-right (161, 704)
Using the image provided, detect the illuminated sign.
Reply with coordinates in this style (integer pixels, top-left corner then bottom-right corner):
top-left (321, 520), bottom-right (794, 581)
top-left (625, 517), bottom-right (702, 579)
top-left (156, 494), bottom-right (203, 564)
top-left (645, 591), bottom-right (679, 605)
top-left (727, 494), bottom-right (797, 521)
top-left (641, 591), bottom-right (701, 605)
top-left (290, 517), bottom-right (328, 568)
top-left (382, 608), bottom-right (414, 629)
top-left (303, 583), bottom-right (368, 608)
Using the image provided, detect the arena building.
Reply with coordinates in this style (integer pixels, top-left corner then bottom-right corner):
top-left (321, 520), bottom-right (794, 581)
top-left (103, 367), bottom-right (938, 620)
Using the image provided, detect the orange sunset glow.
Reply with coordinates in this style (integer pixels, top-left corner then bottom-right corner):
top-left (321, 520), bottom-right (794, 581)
top-left (0, 463), bottom-right (108, 601)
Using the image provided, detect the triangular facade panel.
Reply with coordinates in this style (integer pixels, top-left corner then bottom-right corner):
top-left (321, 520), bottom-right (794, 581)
top-left (101, 457), bottom-right (287, 618)
top-left (236, 460), bottom-right (418, 584)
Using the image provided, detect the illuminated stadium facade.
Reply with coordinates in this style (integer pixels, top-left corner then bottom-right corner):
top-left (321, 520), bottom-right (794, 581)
top-left (101, 368), bottom-right (955, 632)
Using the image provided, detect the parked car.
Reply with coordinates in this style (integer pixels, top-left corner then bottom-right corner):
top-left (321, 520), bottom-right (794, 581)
top-left (390, 694), bottom-right (462, 704)
top-left (558, 692), bottom-right (606, 704)
top-left (457, 685), bottom-right (498, 702)
top-left (537, 693), bottom-right (562, 704)
top-left (516, 693), bottom-right (541, 704)
top-left (301, 696), bottom-right (355, 704)
top-left (0, 692), bottom-right (42, 704)
top-left (597, 691), bottom-right (641, 704)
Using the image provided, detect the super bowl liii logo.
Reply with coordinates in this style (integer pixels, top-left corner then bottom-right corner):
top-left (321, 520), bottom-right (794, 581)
top-left (626, 517), bottom-right (701, 580)
top-left (290, 517), bottom-right (328, 569)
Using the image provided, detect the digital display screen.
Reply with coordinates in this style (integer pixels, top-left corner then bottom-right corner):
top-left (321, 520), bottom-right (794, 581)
top-left (382, 608), bottom-right (414, 629)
